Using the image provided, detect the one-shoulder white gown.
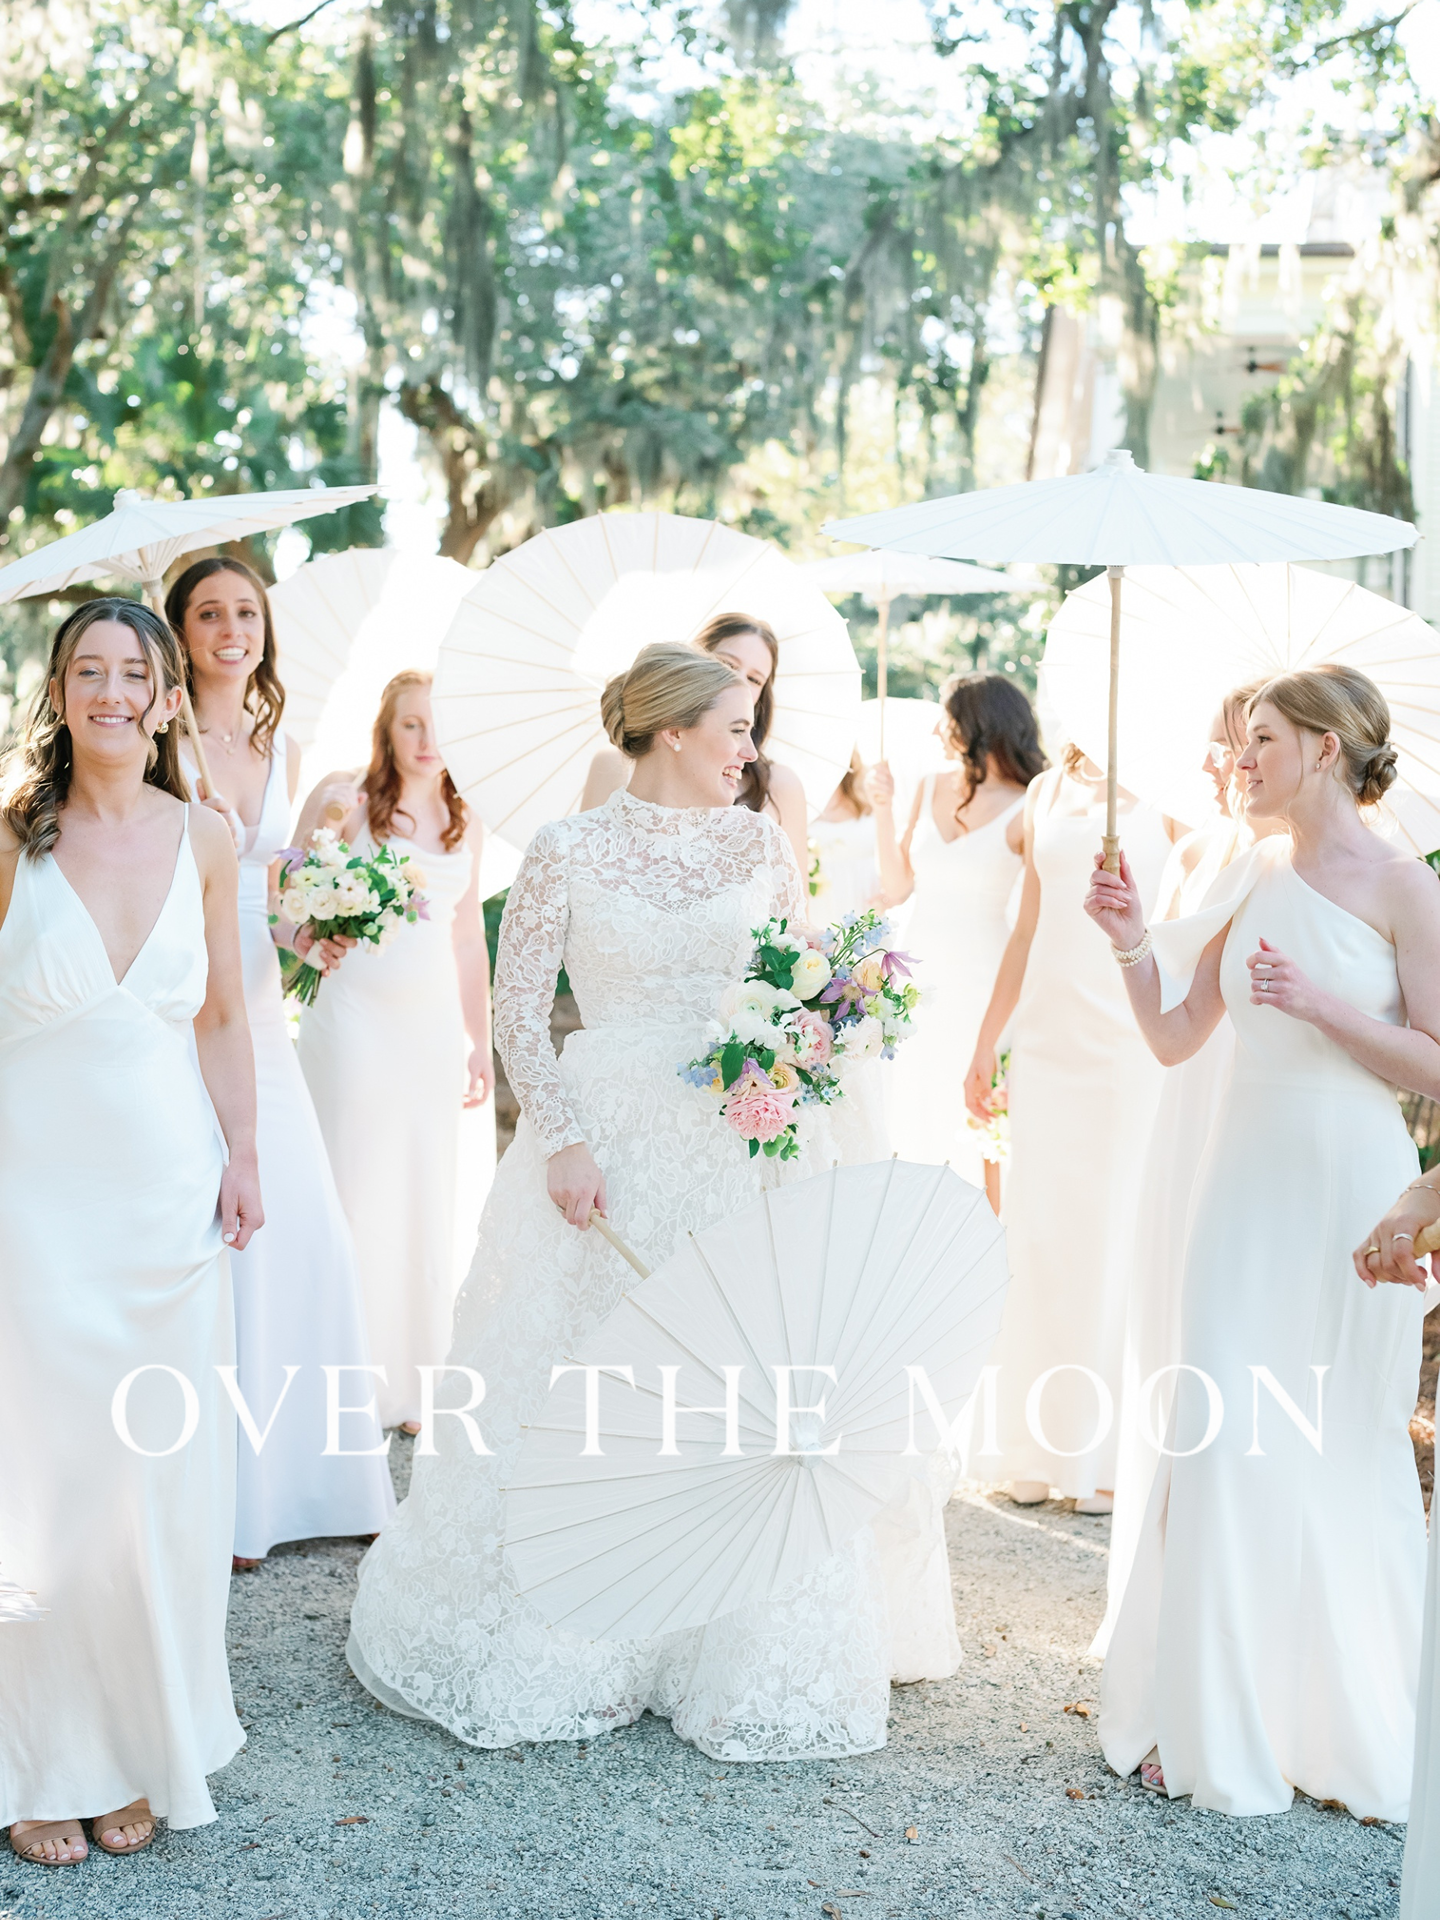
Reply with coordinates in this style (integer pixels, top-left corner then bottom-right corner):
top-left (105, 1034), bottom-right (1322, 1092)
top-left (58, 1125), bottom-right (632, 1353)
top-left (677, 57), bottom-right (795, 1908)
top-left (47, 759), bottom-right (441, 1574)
top-left (0, 814), bottom-right (243, 1829)
top-left (1101, 837), bottom-right (1427, 1819)
top-left (220, 751), bottom-right (394, 1555)
top-left (347, 789), bottom-right (959, 1756)
top-left (299, 831), bottom-right (495, 1430)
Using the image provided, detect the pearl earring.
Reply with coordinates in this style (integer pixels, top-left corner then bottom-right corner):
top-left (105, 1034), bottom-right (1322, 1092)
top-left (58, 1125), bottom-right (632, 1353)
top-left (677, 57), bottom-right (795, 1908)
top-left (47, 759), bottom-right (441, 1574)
top-left (157, 720), bottom-right (169, 735)
top-left (671, 740), bottom-right (681, 753)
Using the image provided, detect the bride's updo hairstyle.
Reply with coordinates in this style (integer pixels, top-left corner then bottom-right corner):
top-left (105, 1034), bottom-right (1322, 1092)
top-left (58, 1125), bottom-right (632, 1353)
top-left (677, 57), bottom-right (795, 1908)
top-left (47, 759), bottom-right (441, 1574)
top-left (601, 643), bottom-right (744, 760)
top-left (1252, 664), bottom-right (1399, 807)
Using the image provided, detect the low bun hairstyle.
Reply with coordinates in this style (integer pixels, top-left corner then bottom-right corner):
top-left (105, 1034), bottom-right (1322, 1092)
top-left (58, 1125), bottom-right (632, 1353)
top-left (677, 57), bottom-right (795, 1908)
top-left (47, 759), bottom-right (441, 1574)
top-left (601, 643), bottom-right (744, 760)
top-left (1252, 664), bottom-right (1399, 807)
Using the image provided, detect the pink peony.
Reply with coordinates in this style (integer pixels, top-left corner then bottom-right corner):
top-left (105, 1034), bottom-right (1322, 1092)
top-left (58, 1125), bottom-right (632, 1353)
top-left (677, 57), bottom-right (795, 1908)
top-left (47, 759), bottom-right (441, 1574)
top-left (725, 1086), bottom-right (796, 1143)
top-left (789, 1009), bottom-right (833, 1067)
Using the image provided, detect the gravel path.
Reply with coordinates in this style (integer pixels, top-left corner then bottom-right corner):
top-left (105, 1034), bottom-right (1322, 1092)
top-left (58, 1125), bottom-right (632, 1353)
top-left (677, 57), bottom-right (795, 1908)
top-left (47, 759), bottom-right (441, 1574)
top-left (1, 1445), bottom-right (1407, 1920)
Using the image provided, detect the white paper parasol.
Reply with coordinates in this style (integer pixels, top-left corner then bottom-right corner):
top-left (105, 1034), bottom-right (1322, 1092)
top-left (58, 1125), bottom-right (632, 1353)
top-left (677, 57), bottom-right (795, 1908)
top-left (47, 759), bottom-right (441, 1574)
top-left (1042, 562), bottom-right (1440, 853)
top-left (0, 484), bottom-right (377, 793)
top-left (269, 545), bottom-right (522, 896)
top-left (0, 1568), bottom-right (46, 1623)
top-left (804, 552), bottom-right (1018, 756)
top-left (826, 451), bottom-right (1416, 868)
top-left (432, 512), bottom-right (861, 849)
top-left (503, 1159), bottom-right (1008, 1642)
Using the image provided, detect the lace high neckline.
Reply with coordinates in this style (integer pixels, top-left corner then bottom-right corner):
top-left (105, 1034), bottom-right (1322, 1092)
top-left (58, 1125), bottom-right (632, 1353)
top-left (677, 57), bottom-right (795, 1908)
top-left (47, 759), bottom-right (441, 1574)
top-left (607, 787), bottom-right (731, 835)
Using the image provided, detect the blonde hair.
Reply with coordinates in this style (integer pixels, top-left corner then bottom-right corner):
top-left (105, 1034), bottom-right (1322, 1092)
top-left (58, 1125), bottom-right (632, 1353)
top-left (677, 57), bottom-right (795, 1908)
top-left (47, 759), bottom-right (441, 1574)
top-left (1251, 665), bottom-right (1398, 807)
top-left (1, 598), bottom-right (191, 859)
top-left (601, 643), bottom-right (744, 759)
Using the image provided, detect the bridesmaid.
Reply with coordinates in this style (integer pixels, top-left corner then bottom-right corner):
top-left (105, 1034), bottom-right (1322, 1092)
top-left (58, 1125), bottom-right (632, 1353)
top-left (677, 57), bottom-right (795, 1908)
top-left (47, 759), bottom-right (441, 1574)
top-left (1353, 1164), bottom-right (1440, 1908)
top-left (1089, 664), bottom-right (1438, 1818)
top-left (0, 600), bottom-right (258, 1864)
top-left (580, 612), bottom-right (809, 875)
top-left (297, 671), bottom-right (494, 1434)
top-left (166, 558), bottom-right (394, 1567)
top-left (809, 751), bottom-right (885, 918)
top-left (963, 750), bottom-right (1182, 1508)
top-left (877, 672), bottom-right (1045, 1202)
top-left (1095, 682), bottom-right (1272, 1654)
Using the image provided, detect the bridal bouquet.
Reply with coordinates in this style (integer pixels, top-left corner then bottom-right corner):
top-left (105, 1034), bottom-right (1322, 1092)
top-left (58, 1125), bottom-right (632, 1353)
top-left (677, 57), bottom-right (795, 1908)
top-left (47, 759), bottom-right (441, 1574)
top-left (682, 907), bottom-right (919, 1159)
top-left (276, 831), bottom-right (428, 1007)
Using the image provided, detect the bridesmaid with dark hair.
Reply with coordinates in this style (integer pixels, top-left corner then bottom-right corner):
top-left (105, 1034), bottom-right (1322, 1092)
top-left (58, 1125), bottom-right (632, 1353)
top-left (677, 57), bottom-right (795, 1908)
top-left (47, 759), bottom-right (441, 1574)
top-left (874, 671), bottom-right (1045, 1201)
top-left (167, 557), bottom-right (393, 1569)
top-left (296, 670), bottom-right (494, 1435)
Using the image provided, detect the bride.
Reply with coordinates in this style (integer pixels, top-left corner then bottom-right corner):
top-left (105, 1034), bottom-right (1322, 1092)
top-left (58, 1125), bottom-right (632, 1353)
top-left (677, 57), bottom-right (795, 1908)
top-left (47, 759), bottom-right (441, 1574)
top-left (348, 642), bottom-right (951, 1758)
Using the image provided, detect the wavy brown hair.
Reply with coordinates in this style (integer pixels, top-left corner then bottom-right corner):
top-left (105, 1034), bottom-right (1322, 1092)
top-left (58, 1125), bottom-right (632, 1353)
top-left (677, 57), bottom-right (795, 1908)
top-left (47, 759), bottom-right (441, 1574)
top-left (1, 599), bottom-right (191, 859)
top-left (363, 671), bottom-right (467, 851)
top-left (940, 671), bottom-right (1049, 819)
top-left (832, 747), bottom-right (871, 818)
top-left (166, 555), bottom-right (285, 758)
top-left (693, 611), bottom-right (779, 814)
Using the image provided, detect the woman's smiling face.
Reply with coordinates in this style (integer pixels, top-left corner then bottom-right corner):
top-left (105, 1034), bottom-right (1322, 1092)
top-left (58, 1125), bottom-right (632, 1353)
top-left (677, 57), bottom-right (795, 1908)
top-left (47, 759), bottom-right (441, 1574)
top-left (179, 569), bottom-right (266, 686)
top-left (54, 619), bottom-right (181, 761)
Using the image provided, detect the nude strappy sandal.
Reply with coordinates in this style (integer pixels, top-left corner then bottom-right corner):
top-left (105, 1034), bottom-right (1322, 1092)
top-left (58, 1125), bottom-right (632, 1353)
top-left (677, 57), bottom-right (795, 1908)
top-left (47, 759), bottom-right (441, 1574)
top-left (8, 1819), bottom-right (88, 1865)
top-left (90, 1802), bottom-right (155, 1855)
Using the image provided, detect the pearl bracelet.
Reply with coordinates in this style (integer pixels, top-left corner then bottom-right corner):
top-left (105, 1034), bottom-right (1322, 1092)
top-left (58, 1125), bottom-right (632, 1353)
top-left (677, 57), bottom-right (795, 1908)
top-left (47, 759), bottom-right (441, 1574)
top-left (1112, 928), bottom-right (1153, 968)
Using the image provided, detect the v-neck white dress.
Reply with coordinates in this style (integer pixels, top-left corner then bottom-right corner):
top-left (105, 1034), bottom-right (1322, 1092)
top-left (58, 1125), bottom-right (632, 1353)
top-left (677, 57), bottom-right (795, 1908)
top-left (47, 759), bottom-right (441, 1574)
top-left (223, 752), bottom-right (394, 1556)
top-left (0, 812), bottom-right (243, 1828)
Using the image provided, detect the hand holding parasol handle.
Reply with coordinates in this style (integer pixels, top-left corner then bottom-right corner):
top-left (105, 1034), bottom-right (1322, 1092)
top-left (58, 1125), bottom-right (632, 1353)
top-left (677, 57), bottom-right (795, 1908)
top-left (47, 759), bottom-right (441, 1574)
top-left (1413, 1220), bottom-right (1440, 1258)
top-left (552, 1200), bottom-right (651, 1278)
top-left (1102, 565), bottom-right (1124, 875)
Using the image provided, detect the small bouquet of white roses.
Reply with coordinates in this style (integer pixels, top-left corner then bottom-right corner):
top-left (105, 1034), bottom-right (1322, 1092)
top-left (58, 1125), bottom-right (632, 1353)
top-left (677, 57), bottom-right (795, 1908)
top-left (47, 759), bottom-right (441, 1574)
top-left (276, 830), bottom-right (428, 1006)
top-left (681, 907), bottom-right (920, 1160)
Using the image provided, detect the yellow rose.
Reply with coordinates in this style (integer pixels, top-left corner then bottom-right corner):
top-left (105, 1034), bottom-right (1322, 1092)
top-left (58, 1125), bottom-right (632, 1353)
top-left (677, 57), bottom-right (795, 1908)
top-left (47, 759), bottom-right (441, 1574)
top-left (768, 1060), bottom-right (801, 1094)
top-left (853, 954), bottom-right (886, 993)
top-left (789, 947), bottom-right (832, 999)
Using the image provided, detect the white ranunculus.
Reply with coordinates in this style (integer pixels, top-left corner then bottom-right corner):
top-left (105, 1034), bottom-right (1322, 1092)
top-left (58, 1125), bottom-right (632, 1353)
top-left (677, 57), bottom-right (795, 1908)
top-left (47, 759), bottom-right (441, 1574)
top-left (720, 979), bottom-right (791, 1027)
top-left (789, 948), bottom-right (832, 1000)
top-left (769, 929), bottom-right (806, 956)
top-left (839, 1013), bottom-right (884, 1062)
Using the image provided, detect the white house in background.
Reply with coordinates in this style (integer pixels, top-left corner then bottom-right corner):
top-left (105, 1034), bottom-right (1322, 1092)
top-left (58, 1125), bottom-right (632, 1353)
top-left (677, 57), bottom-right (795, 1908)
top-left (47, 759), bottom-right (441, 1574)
top-left (1027, 181), bottom-right (1440, 625)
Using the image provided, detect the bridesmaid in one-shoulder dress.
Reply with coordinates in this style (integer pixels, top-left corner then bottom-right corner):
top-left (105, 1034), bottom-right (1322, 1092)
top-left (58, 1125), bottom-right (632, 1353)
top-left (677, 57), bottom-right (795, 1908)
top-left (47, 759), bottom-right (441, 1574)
top-left (1088, 664), bottom-right (1440, 1819)
top-left (168, 558), bottom-right (393, 1565)
top-left (0, 601), bottom-right (260, 1865)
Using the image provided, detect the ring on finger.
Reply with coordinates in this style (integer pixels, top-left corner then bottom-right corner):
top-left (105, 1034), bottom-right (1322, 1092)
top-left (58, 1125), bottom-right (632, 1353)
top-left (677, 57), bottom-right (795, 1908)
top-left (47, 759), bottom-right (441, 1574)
top-left (1364, 1245), bottom-right (1380, 1258)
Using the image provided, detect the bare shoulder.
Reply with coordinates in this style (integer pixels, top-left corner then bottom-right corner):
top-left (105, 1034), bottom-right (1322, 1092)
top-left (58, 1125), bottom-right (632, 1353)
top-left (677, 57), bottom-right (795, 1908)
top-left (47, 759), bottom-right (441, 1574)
top-left (188, 797), bottom-right (239, 871)
top-left (1382, 851), bottom-right (1440, 920)
top-left (765, 758), bottom-right (805, 805)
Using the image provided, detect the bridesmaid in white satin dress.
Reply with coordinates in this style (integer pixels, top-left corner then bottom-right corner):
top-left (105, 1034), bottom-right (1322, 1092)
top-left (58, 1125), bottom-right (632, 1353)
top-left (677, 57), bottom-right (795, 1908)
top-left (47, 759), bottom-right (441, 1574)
top-left (1351, 1153), bottom-right (1440, 1908)
top-left (0, 601), bottom-right (259, 1865)
top-left (878, 674), bottom-right (1043, 1199)
top-left (1095, 684), bottom-right (1275, 1655)
top-left (167, 559), bottom-right (394, 1566)
top-left (965, 753), bottom-right (1180, 1505)
top-left (298, 672), bottom-right (495, 1434)
top-left (1088, 665), bottom-right (1440, 1819)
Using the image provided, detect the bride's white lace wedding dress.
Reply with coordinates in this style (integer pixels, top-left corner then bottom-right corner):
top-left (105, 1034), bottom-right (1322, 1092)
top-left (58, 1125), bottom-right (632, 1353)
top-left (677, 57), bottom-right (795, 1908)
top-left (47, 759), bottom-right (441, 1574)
top-left (347, 787), bottom-right (958, 1758)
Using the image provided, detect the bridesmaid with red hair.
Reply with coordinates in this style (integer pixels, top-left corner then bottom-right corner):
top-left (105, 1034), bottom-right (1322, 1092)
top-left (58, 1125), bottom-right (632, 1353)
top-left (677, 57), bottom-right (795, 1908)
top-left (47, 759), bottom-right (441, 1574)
top-left (297, 671), bottom-right (495, 1434)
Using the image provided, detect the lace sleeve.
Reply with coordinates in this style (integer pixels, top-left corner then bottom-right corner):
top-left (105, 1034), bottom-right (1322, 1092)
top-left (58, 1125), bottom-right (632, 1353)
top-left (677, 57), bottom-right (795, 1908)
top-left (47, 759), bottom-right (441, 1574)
top-left (492, 825), bottom-right (586, 1158)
